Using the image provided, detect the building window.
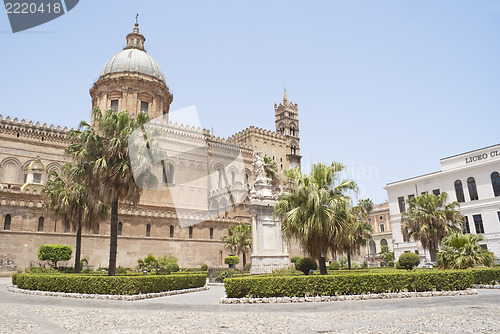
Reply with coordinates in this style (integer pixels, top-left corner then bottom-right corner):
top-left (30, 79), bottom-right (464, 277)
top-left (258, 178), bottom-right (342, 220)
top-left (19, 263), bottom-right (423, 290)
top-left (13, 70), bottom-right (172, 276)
top-left (467, 177), bottom-right (479, 201)
top-left (210, 227), bottom-right (214, 240)
top-left (189, 226), bottom-right (193, 239)
top-left (110, 100), bottom-right (118, 112)
top-left (140, 101), bottom-right (149, 114)
top-left (380, 224), bottom-right (385, 232)
top-left (169, 225), bottom-right (174, 238)
top-left (398, 196), bottom-right (405, 213)
top-left (368, 218), bottom-right (371, 222)
top-left (38, 217), bottom-right (44, 232)
top-left (379, 216), bottom-right (383, 221)
top-left (432, 189), bottom-right (440, 196)
top-left (291, 146), bottom-right (297, 155)
top-left (473, 214), bottom-right (484, 234)
top-left (381, 239), bottom-right (388, 247)
top-left (64, 220), bottom-right (70, 233)
top-left (491, 172), bottom-right (500, 197)
top-left (4, 214), bottom-right (11, 230)
top-left (162, 162), bottom-right (174, 184)
top-left (463, 216), bottom-right (470, 234)
top-left (33, 173), bottom-right (42, 184)
top-left (93, 223), bottom-right (99, 235)
top-left (118, 222), bottom-right (122, 236)
top-left (231, 171), bottom-right (236, 185)
top-left (408, 194), bottom-right (415, 200)
top-left (498, 212), bottom-right (500, 224)
top-left (369, 240), bottom-right (376, 254)
top-left (402, 227), bottom-right (409, 242)
top-left (421, 191), bottom-right (427, 195)
top-left (146, 224), bottom-right (151, 237)
top-left (244, 173), bottom-right (249, 185)
top-left (455, 180), bottom-right (465, 202)
top-left (480, 244), bottom-right (488, 251)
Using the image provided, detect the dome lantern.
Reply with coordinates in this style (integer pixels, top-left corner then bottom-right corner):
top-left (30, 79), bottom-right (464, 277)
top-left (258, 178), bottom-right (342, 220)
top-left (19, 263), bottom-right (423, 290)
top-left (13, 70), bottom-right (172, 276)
top-left (125, 22), bottom-right (146, 51)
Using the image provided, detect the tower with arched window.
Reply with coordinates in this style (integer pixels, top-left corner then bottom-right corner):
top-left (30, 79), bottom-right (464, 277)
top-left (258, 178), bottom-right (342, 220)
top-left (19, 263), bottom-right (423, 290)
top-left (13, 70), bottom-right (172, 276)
top-left (274, 89), bottom-right (301, 169)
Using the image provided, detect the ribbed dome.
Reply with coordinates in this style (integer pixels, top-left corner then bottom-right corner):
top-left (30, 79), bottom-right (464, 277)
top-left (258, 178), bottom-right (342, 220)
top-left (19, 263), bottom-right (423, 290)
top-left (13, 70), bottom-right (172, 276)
top-left (100, 48), bottom-right (166, 83)
top-left (27, 158), bottom-right (46, 172)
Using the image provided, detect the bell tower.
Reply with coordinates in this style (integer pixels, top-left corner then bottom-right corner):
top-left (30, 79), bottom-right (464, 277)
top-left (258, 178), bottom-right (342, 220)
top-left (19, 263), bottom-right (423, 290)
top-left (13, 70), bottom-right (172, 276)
top-left (275, 89), bottom-right (301, 169)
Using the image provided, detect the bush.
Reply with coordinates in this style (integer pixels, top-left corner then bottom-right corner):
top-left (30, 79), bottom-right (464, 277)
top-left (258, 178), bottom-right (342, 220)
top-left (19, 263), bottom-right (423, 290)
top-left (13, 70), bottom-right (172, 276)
top-left (224, 256), bottom-right (239, 267)
top-left (38, 244), bottom-right (72, 268)
top-left (338, 257), bottom-right (348, 268)
top-left (352, 261), bottom-right (361, 269)
top-left (244, 262), bottom-right (251, 272)
top-left (398, 253), bottom-right (420, 270)
top-left (295, 257), bottom-right (317, 275)
top-left (224, 271), bottom-right (474, 298)
top-left (216, 269), bottom-right (239, 282)
top-left (25, 266), bottom-right (58, 274)
top-left (157, 255), bottom-right (179, 275)
top-left (329, 261), bottom-right (340, 270)
top-left (201, 264), bottom-right (208, 271)
top-left (271, 267), bottom-right (303, 276)
top-left (291, 256), bottom-right (302, 264)
top-left (11, 273), bottom-right (207, 295)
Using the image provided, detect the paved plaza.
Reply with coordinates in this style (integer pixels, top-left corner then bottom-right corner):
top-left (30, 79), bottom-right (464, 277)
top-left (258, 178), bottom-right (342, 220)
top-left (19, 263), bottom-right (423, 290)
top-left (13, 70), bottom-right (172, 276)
top-left (1, 277), bottom-right (499, 333)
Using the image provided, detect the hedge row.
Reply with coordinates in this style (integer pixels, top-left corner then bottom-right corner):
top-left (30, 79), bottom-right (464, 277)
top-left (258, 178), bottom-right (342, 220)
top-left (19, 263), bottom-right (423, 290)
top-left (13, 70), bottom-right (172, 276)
top-left (224, 271), bottom-right (474, 298)
top-left (470, 268), bottom-right (500, 285)
top-left (12, 273), bottom-right (207, 295)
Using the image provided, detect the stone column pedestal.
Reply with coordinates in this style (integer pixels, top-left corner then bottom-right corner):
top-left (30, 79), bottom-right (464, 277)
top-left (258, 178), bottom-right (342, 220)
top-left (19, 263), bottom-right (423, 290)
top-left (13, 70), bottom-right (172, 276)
top-left (249, 177), bottom-right (289, 274)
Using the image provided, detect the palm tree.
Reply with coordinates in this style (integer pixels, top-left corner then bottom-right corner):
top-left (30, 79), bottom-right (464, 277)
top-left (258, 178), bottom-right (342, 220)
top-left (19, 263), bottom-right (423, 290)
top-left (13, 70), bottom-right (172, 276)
top-left (336, 206), bottom-right (372, 269)
top-left (222, 223), bottom-right (252, 267)
top-left (274, 162), bottom-right (357, 275)
top-left (263, 155), bottom-right (278, 181)
top-left (43, 167), bottom-right (108, 273)
top-left (401, 192), bottom-right (464, 262)
top-left (66, 108), bottom-right (153, 276)
top-left (357, 198), bottom-right (373, 215)
top-left (437, 233), bottom-right (495, 269)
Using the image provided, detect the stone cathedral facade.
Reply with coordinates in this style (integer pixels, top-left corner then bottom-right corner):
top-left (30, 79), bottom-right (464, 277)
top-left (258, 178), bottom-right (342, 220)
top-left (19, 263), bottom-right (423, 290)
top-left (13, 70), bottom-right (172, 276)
top-left (0, 23), bottom-right (302, 271)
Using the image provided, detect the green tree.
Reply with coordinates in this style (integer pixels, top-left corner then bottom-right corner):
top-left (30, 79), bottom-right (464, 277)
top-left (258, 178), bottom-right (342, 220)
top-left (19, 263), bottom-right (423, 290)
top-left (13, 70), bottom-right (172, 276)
top-left (401, 192), bottom-right (464, 262)
top-left (336, 206), bottom-right (372, 269)
top-left (357, 198), bottom-right (374, 215)
top-left (263, 155), bottom-right (278, 181)
top-left (43, 167), bottom-right (108, 273)
top-left (437, 233), bottom-right (495, 269)
top-left (66, 108), bottom-right (154, 276)
top-left (38, 244), bottom-right (72, 269)
top-left (221, 223), bottom-right (252, 267)
top-left (295, 257), bottom-right (317, 275)
top-left (398, 252), bottom-right (420, 270)
top-left (274, 162), bottom-right (357, 275)
top-left (379, 245), bottom-right (395, 267)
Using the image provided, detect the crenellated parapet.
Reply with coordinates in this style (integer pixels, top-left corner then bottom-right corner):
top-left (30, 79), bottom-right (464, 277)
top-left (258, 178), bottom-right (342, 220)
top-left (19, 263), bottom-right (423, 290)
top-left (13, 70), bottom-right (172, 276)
top-left (0, 114), bottom-right (71, 144)
top-left (228, 126), bottom-right (286, 146)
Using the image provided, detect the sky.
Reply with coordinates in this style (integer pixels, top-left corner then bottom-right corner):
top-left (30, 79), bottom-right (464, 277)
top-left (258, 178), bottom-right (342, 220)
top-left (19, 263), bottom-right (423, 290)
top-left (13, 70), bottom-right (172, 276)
top-left (1, 1), bottom-right (499, 204)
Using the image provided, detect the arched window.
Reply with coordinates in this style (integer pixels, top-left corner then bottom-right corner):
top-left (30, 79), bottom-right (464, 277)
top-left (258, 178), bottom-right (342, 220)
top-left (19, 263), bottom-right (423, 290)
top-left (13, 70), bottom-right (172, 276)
top-left (454, 180), bottom-right (465, 202)
top-left (118, 222), bottom-right (123, 236)
top-left (146, 224), bottom-right (151, 237)
top-left (4, 214), bottom-right (11, 230)
top-left (291, 146), bottom-right (296, 155)
top-left (491, 172), bottom-right (500, 197)
top-left (37, 217), bottom-right (44, 232)
top-left (244, 173), bottom-right (249, 185)
top-left (209, 227), bottom-right (214, 240)
top-left (467, 177), bottom-right (479, 201)
top-left (169, 225), bottom-right (174, 238)
top-left (189, 226), bottom-right (193, 239)
top-left (163, 162), bottom-right (174, 184)
top-left (381, 239), bottom-right (388, 248)
top-left (231, 171), bottom-right (236, 185)
top-left (217, 168), bottom-right (224, 188)
top-left (369, 240), bottom-right (376, 254)
top-left (64, 220), bottom-right (70, 233)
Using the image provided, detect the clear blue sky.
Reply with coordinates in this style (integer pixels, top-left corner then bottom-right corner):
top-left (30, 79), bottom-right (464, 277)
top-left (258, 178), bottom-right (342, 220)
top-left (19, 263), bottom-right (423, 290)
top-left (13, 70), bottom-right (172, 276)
top-left (2, 1), bottom-right (499, 203)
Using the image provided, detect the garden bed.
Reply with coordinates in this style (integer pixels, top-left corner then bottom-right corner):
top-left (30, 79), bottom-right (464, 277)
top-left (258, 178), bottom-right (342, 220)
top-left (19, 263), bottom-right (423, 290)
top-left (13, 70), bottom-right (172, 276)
top-left (11, 273), bottom-right (207, 295)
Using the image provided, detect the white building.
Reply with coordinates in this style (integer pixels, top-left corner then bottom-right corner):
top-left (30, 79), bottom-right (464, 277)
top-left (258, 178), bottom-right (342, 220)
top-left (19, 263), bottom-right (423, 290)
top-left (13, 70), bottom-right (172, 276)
top-left (386, 144), bottom-right (500, 263)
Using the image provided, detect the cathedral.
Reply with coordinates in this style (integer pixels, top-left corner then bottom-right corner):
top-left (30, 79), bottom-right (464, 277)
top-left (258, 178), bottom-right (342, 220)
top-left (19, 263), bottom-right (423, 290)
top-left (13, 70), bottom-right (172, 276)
top-left (0, 23), bottom-right (301, 271)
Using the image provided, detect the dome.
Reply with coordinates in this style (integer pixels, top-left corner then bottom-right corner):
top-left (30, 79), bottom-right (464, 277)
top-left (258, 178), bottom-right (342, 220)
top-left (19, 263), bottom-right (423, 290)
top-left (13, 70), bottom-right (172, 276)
top-left (100, 48), bottom-right (166, 83)
top-left (27, 158), bottom-right (46, 172)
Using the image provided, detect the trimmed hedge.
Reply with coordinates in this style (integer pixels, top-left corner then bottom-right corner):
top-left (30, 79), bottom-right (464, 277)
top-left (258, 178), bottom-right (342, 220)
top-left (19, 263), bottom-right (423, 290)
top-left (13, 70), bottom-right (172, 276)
top-left (12, 273), bottom-right (206, 295)
top-left (224, 271), bottom-right (474, 298)
top-left (470, 268), bottom-right (500, 285)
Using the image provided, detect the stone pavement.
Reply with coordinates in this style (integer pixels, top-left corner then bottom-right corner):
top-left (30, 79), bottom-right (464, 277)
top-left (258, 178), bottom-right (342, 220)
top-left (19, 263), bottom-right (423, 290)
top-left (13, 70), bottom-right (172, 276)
top-left (1, 277), bottom-right (500, 333)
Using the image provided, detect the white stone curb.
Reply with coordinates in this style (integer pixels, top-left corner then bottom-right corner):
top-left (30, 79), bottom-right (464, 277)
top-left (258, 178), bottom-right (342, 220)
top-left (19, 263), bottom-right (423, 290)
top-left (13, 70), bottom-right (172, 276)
top-left (7, 285), bottom-right (209, 301)
top-left (473, 284), bottom-right (500, 289)
top-left (220, 289), bottom-right (477, 304)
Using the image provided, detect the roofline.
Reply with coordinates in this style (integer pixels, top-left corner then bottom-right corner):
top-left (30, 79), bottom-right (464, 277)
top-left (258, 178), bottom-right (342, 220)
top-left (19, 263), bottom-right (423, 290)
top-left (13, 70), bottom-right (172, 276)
top-left (440, 143), bottom-right (500, 161)
top-left (386, 170), bottom-right (442, 187)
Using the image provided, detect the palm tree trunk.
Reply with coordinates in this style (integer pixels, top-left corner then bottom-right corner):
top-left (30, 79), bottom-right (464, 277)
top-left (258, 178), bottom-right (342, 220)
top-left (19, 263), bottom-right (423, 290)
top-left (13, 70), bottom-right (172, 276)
top-left (74, 222), bottom-right (82, 273)
top-left (347, 248), bottom-right (352, 270)
top-left (429, 245), bottom-right (437, 263)
top-left (242, 252), bottom-right (246, 268)
top-left (319, 257), bottom-right (327, 275)
top-left (108, 198), bottom-right (119, 276)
